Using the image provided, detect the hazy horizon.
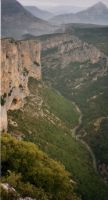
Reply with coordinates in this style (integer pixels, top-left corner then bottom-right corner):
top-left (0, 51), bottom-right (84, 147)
top-left (18, 0), bottom-right (108, 9)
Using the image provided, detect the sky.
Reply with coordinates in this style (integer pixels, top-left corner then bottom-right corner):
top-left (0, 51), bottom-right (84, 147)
top-left (18, 0), bottom-right (108, 9)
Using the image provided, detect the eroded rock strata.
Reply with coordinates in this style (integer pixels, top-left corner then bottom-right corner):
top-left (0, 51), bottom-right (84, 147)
top-left (41, 34), bottom-right (103, 64)
top-left (0, 38), bottom-right (41, 131)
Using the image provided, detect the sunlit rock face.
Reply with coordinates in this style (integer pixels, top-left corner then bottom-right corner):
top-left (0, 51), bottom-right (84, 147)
top-left (41, 33), bottom-right (103, 64)
top-left (0, 38), bottom-right (41, 131)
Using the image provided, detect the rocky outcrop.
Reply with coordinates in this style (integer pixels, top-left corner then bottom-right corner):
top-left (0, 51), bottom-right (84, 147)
top-left (0, 38), bottom-right (41, 131)
top-left (1, 183), bottom-right (37, 200)
top-left (41, 32), bottom-right (108, 93)
top-left (41, 33), bottom-right (104, 65)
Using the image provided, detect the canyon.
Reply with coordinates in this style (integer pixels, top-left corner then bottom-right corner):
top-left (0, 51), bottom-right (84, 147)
top-left (1, 29), bottom-right (108, 200)
top-left (40, 30), bottom-right (108, 185)
top-left (1, 0), bottom-right (108, 199)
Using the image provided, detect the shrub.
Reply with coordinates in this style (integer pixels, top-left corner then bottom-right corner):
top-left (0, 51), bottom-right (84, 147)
top-left (1, 134), bottom-right (79, 200)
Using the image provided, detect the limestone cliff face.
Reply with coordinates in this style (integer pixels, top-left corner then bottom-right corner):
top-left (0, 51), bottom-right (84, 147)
top-left (41, 33), bottom-right (108, 90)
top-left (0, 38), bottom-right (41, 131)
top-left (41, 33), bottom-right (103, 64)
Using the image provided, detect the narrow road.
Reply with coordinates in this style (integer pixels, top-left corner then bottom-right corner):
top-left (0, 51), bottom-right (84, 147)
top-left (71, 102), bottom-right (98, 173)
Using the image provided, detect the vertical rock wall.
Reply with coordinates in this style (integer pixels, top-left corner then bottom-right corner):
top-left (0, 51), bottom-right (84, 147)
top-left (0, 38), bottom-right (41, 131)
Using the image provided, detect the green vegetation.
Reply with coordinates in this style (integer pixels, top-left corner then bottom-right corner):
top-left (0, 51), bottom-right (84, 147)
top-left (1, 134), bottom-right (80, 200)
top-left (2, 24), bottom-right (108, 200)
top-left (8, 78), bottom-right (108, 200)
top-left (41, 87), bottom-right (79, 127)
top-left (23, 68), bottom-right (29, 76)
top-left (87, 118), bottom-right (108, 164)
top-left (28, 77), bottom-right (79, 128)
top-left (0, 93), bottom-right (7, 106)
top-left (41, 33), bottom-right (108, 165)
top-left (71, 76), bottom-right (108, 164)
top-left (42, 47), bottom-right (58, 57)
top-left (39, 28), bottom-right (108, 199)
top-left (43, 54), bottom-right (108, 163)
top-left (73, 26), bottom-right (108, 54)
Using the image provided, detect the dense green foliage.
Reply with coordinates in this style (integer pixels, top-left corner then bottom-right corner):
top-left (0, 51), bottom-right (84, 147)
top-left (1, 134), bottom-right (80, 200)
top-left (8, 79), bottom-right (108, 200)
top-left (87, 118), bottom-right (108, 164)
top-left (41, 87), bottom-right (79, 127)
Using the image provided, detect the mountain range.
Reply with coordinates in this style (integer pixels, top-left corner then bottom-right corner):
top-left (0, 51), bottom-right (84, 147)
top-left (25, 6), bottom-right (54, 20)
top-left (47, 5), bottom-right (85, 15)
top-left (1, 0), bottom-right (56, 39)
top-left (50, 2), bottom-right (108, 25)
top-left (2, 0), bottom-right (108, 39)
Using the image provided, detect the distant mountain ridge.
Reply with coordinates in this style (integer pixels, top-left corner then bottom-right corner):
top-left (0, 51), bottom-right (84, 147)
top-left (1, 0), bottom-right (56, 39)
top-left (48, 5), bottom-right (85, 15)
top-left (25, 6), bottom-right (54, 20)
top-left (50, 2), bottom-right (108, 25)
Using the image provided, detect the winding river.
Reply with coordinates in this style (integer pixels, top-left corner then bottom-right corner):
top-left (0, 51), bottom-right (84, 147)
top-left (71, 102), bottom-right (98, 173)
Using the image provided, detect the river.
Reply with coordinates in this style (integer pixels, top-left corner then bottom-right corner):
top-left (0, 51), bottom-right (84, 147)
top-left (71, 102), bottom-right (98, 173)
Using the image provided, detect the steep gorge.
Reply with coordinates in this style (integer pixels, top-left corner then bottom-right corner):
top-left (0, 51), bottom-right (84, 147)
top-left (1, 37), bottom-right (82, 200)
top-left (40, 31), bottom-right (108, 184)
top-left (1, 34), bottom-right (108, 200)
